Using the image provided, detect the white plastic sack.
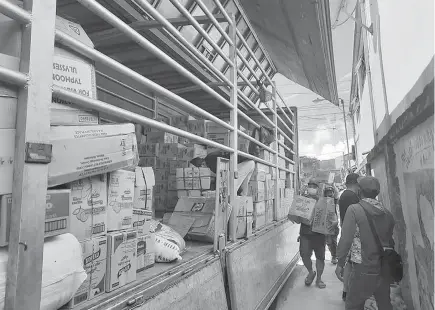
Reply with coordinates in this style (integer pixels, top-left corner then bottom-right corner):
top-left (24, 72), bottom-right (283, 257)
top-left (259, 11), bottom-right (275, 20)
top-left (0, 233), bottom-right (87, 310)
top-left (150, 219), bottom-right (185, 263)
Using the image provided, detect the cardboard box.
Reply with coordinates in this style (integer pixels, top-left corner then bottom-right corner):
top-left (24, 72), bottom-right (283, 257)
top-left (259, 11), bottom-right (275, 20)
top-left (171, 196), bottom-right (230, 243)
top-left (158, 143), bottom-right (186, 159)
top-left (265, 179), bottom-right (275, 200)
top-left (171, 115), bottom-right (189, 129)
top-left (107, 170), bottom-right (135, 232)
top-left (1, 15), bottom-right (99, 126)
top-left (250, 170), bottom-right (266, 182)
top-left (0, 129), bottom-right (14, 195)
top-left (154, 195), bottom-right (167, 211)
top-left (89, 236), bottom-right (107, 300)
top-left (138, 157), bottom-right (169, 169)
top-left (235, 196), bottom-right (253, 239)
top-left (146, 132), bottom-right (178, 144)
top-left (138, 143), bottom-right (159, 157)
top-left (253, 201), bottom-right (266, 229)
top-left (68, 175), bottom-right (107, 242)
top-left (266, 200), bottom-right (274, 224)
top-left (248, 181), bottom-right (265, 202)
top-left (48, 124), bottom-right (138, 187)
top-left (64, 239), bottom-right (93, 308)
top-left (134, 167), bottom-right (155, 211)
top-left (154, 182), bottom-right (168, 195)
top-left (169, 160), bottom-right (190, 174)
top-left (132, 209), bottom-right (152, 236)
top-left (137, 233), bottom-right (155, 272)
top-left (279, 170), bottom-right (287, 180)
top-left (0, 190), bottom-right (70, 246)
top-left (45, 189), bottom-right (71, 238)
top-left (181, 144), bottom-right (207, 159)
top-left (288, 195), bottom-right (316, 226)
top-left (207, 132), bottom-right (229, 146)
top-left (154, 168), bottom-right (170, 182)
top-left (106, 230), bottom-right (137, 292)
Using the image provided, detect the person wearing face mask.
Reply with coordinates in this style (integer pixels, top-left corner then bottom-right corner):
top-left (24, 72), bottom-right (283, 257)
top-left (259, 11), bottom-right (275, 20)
top-left (298, 178), bottom-right (327, 289)
top-left (324, 184), bottom-right (340, 265)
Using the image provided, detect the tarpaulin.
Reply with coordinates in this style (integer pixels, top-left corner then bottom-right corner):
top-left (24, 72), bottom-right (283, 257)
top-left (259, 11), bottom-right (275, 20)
top-left (237, 0), bottom-right (339, 105)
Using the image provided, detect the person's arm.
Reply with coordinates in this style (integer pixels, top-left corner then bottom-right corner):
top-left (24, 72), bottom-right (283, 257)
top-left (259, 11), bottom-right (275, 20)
top-left (337, 205), bottom-right (358, 267)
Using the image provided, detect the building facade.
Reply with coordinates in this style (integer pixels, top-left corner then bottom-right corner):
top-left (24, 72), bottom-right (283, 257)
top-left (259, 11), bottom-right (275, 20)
top-left (349, 0), bottom-right (434, 309)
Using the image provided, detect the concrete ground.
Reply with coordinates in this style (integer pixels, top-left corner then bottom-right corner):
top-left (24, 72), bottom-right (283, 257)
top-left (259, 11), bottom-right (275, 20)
top-left (270, 251), bottom-right (345, 310)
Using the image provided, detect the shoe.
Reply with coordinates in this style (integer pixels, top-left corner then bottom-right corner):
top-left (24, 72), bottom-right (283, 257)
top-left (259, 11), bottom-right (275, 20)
top-left (331, 257), bottom-right (338, 264)
top-left (342, 292), bottom-right (347, 301)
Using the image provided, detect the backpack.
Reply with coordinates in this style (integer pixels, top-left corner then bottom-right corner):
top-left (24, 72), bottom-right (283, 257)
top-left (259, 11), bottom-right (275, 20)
top-left (360, 203), bottom-right (404, 283)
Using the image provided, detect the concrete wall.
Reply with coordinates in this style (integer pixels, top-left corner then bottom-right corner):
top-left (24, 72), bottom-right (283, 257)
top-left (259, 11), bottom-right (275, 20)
top-left (368, 71), bottom-right (434, 310)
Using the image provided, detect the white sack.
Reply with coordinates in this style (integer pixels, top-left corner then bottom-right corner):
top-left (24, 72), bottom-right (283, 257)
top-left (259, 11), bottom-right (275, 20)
top-left (0, 233), bottom-right (87, 310)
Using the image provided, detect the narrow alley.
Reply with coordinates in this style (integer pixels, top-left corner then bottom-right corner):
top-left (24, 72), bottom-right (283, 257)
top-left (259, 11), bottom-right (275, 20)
top-left (270, 251), bottom-right (345, 310)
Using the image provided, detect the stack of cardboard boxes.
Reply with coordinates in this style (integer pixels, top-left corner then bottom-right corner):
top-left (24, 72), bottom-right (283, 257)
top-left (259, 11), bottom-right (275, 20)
top-left (137, 116), bottom-right (209, 217)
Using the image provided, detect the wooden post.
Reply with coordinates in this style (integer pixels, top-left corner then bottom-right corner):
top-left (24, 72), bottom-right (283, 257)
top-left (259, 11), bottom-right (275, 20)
top-left (272, 82), bottom-right (280, 220)
top-left (5, 0), bottom-right (56, 309)
top-left (228, 13), bottom-right (238, 242)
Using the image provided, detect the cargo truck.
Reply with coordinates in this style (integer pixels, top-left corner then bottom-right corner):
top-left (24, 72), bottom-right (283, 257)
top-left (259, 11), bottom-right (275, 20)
top-left (0, 0), bottom-right (337, 309)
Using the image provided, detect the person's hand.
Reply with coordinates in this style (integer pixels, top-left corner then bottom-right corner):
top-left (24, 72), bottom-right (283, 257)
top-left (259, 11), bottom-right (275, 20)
top-left (335, 265), bottom-right (344, 282)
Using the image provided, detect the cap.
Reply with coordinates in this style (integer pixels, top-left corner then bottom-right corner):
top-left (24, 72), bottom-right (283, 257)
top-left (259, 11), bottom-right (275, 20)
top-left (307, 178), bottom-right (319, 186)
top-left (346, 173), bottom-right (360, 185)
top-left (357, 176), bottom-right (380, 195)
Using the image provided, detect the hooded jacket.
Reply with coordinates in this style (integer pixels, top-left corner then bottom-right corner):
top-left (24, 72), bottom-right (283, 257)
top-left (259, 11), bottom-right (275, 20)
top-left (337, 198), bottom-right (395, 272)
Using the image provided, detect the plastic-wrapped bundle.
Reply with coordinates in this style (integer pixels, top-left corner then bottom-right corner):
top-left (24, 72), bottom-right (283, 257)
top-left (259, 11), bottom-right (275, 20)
top-left (150, 219), bottom-right (186, 263)
top-left (0, 233), bottom-right (87, 310)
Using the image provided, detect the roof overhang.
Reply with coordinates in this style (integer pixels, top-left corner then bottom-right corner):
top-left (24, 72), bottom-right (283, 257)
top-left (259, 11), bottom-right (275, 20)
top-left (237, 0), bottom-right (339, 105)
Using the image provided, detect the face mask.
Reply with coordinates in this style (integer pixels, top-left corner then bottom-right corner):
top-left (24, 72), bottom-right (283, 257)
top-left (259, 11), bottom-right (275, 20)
top-left (307, 188), bottom-right (317, 195)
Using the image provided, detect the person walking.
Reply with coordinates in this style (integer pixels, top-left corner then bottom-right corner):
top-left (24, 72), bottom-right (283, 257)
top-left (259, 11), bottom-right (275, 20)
top-left (335, 176), bottom-right (395, 310)
top-left (298, 178), bottom-right (327, 289)
top-left (339, 173), bottom-right (361, 301)
top-left (324, 184), bottom-right (339, 264)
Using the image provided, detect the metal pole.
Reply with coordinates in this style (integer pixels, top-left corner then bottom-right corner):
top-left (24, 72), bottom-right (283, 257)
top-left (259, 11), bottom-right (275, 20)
top-left (359, 2), bottom-right (378, 144)
top-left (76, 0), bottom-right (233, 109)
top-left (272, 82), bottom-right (280, 221)
top-left (341, 98), bottom-right (351, 168)
top-left (5, 0), bottom-right (56, 309)
top-left (228, 14), bottom-right (238, 242)
top-left (54, 30), bottom-right (233, 131)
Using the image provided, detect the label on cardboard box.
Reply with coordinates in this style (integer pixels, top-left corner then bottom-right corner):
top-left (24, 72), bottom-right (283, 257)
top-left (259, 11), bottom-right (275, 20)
top-left (45, 189), bottom-right (70, 238)
top-left (48, 125), bottom-right (138, 187)
top-left (89, 236), bottom-right (107, 300)
top-left (0, 190), bottom-right (71, 246)
top-left (66, 239), bottom-right (93, 308)
top-left (137, 233), bottom-right (155, 272)
top-left (108, 170), bottom-right (135, 232)
top-left (106, 230), bottom-right (137, 292)
top-left (133, 209), bottom-right (152, 236)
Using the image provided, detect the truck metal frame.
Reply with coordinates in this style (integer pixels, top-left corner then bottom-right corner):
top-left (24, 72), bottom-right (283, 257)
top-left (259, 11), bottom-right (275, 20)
top-left (0, 0), bottom-right (298, 309)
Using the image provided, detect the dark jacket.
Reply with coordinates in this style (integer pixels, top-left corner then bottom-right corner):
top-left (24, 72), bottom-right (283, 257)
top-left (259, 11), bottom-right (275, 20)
top-left (337, 199), bottom-right (395, 271)
top-left (338, 189), bottom-right (360, 225)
